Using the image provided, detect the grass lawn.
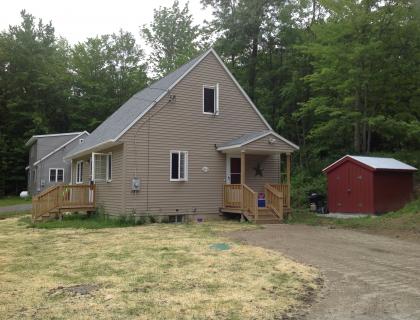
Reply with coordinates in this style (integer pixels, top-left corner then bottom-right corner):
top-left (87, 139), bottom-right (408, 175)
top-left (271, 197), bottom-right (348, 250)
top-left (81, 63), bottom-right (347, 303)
top-left (287, 199), bottom-right (420, 241)
top-left (0, 196), bottom-right (30, 207)
top-left (0, 218), bottom-right (320, 320)
top-left (0, 210), bottom-right (30, 220)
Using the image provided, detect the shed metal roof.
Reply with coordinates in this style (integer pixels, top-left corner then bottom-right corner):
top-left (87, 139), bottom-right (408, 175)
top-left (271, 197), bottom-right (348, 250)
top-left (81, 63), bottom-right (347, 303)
top-left (323, 155), bottom-right (417, 172)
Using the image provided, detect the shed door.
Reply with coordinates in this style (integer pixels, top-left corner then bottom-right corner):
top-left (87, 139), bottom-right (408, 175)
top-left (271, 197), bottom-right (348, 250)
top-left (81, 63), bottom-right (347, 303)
top-left (332, 164), bottom-right (369, 213)
top-left (347, 165), bottom-right (368, 213)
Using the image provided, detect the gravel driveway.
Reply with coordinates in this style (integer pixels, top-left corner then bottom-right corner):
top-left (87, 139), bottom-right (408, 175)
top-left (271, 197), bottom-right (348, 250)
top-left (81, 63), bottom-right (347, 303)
top-left (0, 204), bottom-right (32, 213)
top-left (229, 224), bottom-right (420, 320)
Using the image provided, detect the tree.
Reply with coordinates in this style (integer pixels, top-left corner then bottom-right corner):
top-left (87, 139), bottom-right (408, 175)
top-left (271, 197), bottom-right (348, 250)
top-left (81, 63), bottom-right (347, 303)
top-left (141, 0), bottom-right (202, 76)
top-left (0, 11), bottom-right (72, 195)
top-left (299, 0), bottom-right (420, 155)
top-left (70, 30), bottom-right (148, 131)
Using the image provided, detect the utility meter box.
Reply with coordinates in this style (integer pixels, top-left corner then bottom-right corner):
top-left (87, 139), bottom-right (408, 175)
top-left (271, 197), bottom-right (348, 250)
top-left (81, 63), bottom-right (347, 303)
top-left (132, 177), bottom-right (140, 191)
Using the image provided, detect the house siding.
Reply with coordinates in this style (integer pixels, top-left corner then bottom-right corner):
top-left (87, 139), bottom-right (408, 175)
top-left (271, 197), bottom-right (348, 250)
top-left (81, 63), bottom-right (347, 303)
top-left (71, 144), bottom-right (124, 215)
top-left (245, 154), bottom-right (280, 193)
top-left (117, 52), bottom-right (274, 216)
top-left (243, 133), bottom-right (295, 153)
top-left (27, 133), bottom-right (87, 195)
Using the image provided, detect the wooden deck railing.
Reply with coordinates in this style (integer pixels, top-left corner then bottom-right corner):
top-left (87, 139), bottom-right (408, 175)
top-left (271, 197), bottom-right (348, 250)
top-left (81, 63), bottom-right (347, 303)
top-left (223, 184), bottom-right (258, 217)
top-left (269, 184), bottom-right (290, 208)
top-left (32, 184), bottom-right (95, 221)
top-left (223, 184), bottom-right (243, 208)
top-left (265, 184), bottom-right (284, 220)
top-left (242, 184), bottom-right (258, 219)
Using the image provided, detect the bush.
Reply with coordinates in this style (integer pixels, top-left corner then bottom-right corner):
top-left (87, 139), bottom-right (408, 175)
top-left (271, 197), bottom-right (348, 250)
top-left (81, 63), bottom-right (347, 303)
top-left (291, 170), bottom-right (326, 208)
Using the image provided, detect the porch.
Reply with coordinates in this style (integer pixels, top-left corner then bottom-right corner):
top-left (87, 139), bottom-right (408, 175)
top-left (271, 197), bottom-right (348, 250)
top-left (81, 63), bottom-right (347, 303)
top-left (32, 184), bottom-right (96, 222)
top-left (217, 131), bottom-right (295, 224)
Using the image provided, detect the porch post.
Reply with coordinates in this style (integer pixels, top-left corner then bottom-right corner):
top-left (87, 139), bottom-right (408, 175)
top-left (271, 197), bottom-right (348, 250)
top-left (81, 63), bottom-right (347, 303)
top-left (286, 153), bottom-right (291, 208)
top-left (241, 151), bottom-right (245, 185)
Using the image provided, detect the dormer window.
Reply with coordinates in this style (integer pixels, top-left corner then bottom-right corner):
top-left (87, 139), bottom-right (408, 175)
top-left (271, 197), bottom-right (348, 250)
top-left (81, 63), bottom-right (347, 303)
top-left (203, 84), bottom-right (219, 115)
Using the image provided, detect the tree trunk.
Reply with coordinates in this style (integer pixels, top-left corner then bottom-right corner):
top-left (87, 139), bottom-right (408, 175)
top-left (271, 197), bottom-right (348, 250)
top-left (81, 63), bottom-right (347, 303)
top-left (248, 36), bottom-right (258, 101)
top-left (367, 124), bottom-right (372, 153)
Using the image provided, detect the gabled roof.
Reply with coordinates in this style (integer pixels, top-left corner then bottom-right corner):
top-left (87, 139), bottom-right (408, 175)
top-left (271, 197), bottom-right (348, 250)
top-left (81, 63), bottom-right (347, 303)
top-left (217, 130), bottom-right (299, 151)
top-left (33, 131), bottom-right (89, 166)
top-left (323, 155), bottom-right (417, 173)
top-left (25, 132), bottom-right (84, 147)
top-left (65, 48), bottom-right (278, 159)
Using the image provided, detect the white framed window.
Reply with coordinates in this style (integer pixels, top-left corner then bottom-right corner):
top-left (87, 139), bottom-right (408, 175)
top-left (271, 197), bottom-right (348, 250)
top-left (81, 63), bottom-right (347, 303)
top-left (92, 153), bottom-right (112, 182)
top-left (107, 153), bottom-right (112, 181)
top-left (170, 151), bottom-right (188, 181)
top-left (76, 161), bottom-right (84, 184)
top-left (203, 83), bottom-right (219, 115)
top-left (49, 168), bottom-right (64, 183)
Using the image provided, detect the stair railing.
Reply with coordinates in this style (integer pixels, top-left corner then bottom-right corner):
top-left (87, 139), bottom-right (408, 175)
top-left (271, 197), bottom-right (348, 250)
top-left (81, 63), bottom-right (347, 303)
top-left (242, 184), bottom-right (258, 220)
top-left (265, 183), bottom-right (284, 220)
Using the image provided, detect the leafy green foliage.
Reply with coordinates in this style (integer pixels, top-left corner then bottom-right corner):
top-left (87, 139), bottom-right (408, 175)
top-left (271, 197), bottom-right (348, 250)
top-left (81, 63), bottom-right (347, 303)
top-left (70, 31), bottom-right (148, 131)
top-left (141, 0), bottom-right (202, 76)
top-left (0, 13), bottom-right (148, 195)
top-left (1, 1), bottom-right (419, 200)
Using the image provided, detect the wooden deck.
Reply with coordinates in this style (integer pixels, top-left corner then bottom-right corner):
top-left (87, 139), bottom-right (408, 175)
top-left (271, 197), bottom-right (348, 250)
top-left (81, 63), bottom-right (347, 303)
top-left (32, 184), bottom-right (96, 222)
top-left (222, 183), bottom-right (289, 224)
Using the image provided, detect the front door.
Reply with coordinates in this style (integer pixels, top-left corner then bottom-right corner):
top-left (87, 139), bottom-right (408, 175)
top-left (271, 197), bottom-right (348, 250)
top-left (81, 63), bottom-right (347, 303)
top-left (230, 157), bottom-right (241, 184)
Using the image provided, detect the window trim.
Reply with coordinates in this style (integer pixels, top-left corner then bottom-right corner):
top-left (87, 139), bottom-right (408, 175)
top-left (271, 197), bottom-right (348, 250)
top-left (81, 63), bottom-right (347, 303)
top-left (170, 150), bottom-right (188, 182)
top-left (76, 160), bottom-right (84, 184)
top-left (92, 152), bottom-right (112, 182)
top-left (106, 153), bottom-right (112, 182)
top-left (49, 168), bottom-right (64, 183)
top-left (202, 84), bottom-right (219, 115)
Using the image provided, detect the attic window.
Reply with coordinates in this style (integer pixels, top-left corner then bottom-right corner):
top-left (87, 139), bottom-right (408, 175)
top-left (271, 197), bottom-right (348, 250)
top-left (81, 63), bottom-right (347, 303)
top-left (203, 84), bottom-right (219, 115)
top-left (79, 138), bottom-right (84, 144)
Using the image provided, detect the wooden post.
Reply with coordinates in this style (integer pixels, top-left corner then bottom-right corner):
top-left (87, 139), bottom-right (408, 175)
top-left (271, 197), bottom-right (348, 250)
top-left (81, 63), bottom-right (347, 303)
top-left (240, 151), bottom-right (245, 185)
top-left (240, 151), bottom-right (246, 211)
top-left (286, 153), bottom-right (291, 208)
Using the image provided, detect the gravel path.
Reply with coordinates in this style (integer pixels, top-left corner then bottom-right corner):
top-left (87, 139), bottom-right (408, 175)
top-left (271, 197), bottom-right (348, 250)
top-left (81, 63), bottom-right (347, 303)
top-left (0, 204), bottom-right (32, 213)
top-left (229, 224), bottom-right (420, 320)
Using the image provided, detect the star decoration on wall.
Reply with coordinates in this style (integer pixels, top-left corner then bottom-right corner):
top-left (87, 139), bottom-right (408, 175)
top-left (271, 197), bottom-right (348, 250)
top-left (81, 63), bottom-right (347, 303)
top-left (254, 163), bottom-right (264, 177)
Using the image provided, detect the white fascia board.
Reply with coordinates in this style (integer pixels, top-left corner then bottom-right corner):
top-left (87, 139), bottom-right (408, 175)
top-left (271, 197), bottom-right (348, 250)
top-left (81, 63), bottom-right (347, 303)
top-left (217, 131), bottom-right (299, 152)
top-left (33, 131), bottom-right (89, 165)
top-left (322, 155), bottom-right (350, 172)
top-left (64, 139), bottom-right (116, 160)
top-left (25, 131), bottom-right (84, 146)
top-left (209, 48), bottom-right (273, 131)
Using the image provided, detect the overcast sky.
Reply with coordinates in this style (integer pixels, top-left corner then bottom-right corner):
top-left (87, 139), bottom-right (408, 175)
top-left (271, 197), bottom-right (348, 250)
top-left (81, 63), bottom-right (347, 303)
top-left (0, 0), bottom-right (213, 44)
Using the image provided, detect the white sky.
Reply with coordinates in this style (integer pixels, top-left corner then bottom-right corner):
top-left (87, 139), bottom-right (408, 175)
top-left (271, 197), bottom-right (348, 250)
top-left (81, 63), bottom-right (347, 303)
top-left (0, 0), bottom-right (213, 45)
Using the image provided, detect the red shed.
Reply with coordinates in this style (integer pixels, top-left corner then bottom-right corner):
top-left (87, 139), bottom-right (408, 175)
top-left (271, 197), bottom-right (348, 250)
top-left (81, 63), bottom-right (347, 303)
top-left (323, 155), bottom-right (417, 214)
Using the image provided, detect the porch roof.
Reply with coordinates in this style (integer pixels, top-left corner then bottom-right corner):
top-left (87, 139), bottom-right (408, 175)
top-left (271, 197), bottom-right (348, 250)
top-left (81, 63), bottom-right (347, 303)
top-left (216, 130), bottom-right (299, 153)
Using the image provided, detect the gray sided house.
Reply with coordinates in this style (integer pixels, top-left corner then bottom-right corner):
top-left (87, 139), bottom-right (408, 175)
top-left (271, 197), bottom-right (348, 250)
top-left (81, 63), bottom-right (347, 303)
top-left (26, 132), bottom-right (89, 195)
top-left (63, 48), bottom-right (299, 222)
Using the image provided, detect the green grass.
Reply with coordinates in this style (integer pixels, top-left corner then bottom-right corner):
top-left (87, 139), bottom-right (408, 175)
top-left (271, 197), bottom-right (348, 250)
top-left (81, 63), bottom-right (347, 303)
top-left (0, 210), bottom-right (30, 220)
top-left (0, 196), bottom-right (30, 207)
top-left (287, 199), bottom-right (420, 236)
top-left (22, 213), bottom-right (152, 229)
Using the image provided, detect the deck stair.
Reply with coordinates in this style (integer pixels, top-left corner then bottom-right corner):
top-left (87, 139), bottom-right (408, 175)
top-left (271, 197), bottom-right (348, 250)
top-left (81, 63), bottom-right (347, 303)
top-left (32, 184), bottom-right (96, 222)
top-left (222, 183), bottom-right (286, 224)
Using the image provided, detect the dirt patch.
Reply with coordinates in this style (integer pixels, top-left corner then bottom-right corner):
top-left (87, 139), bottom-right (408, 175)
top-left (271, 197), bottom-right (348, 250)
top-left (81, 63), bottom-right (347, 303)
top-left (0, 220), bottom-right (320, 319)
top-left (229, 224), bottom-right (420, 320)
top-left (48, 284), bottom-right (100, 296)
